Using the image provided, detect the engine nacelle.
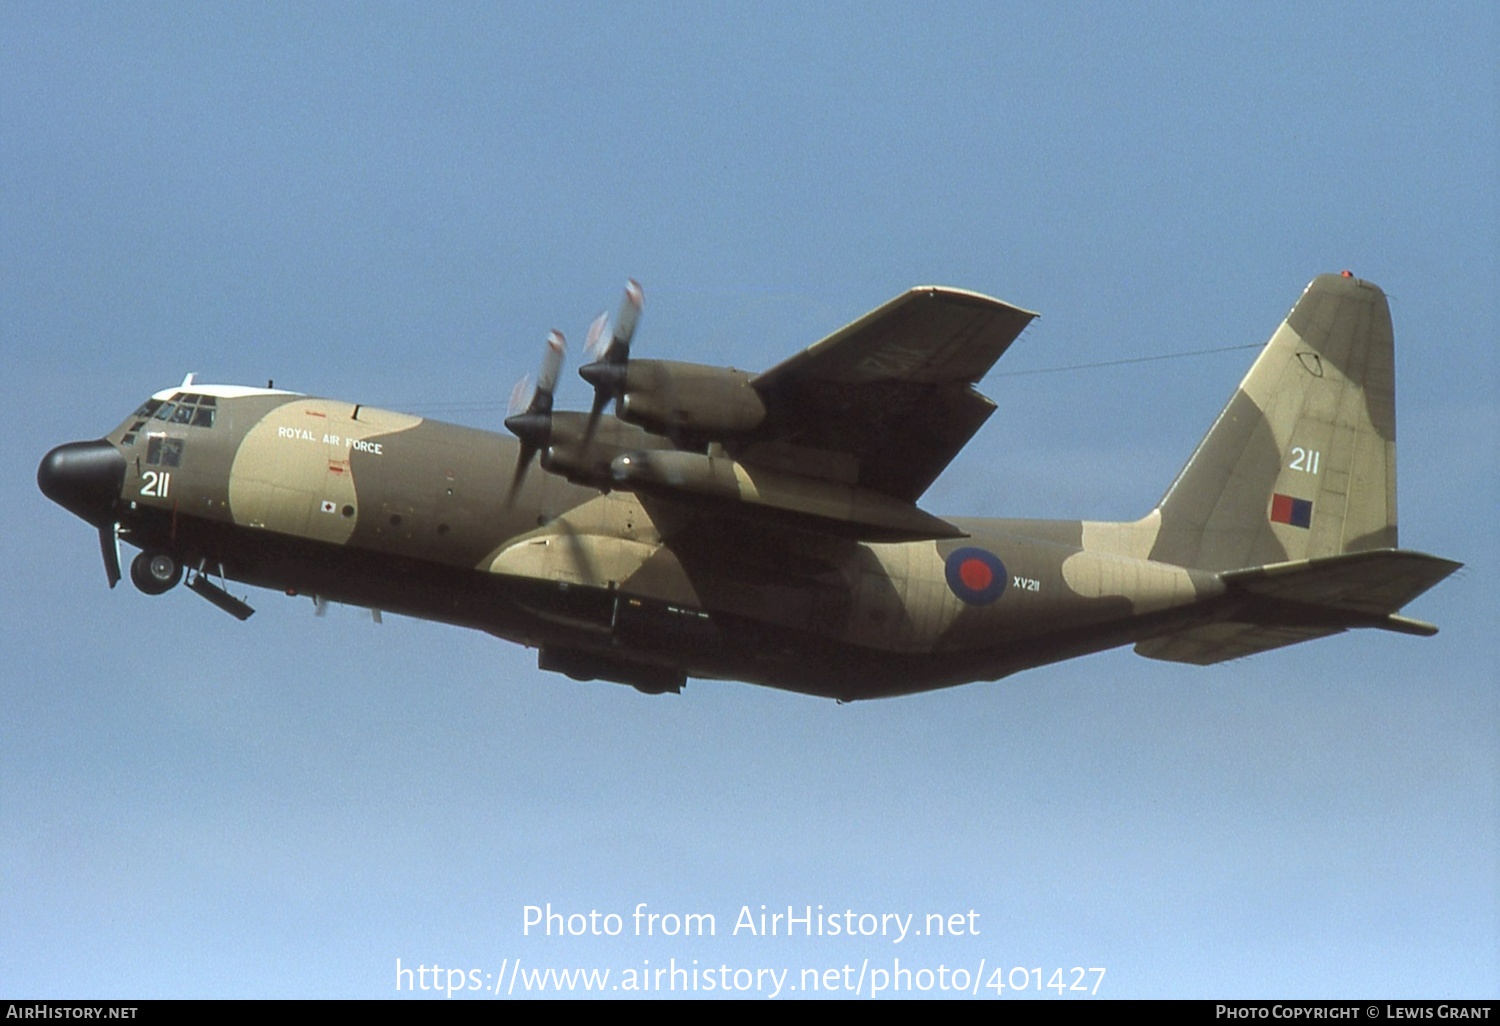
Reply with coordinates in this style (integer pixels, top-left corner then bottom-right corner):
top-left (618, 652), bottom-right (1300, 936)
top-left (538, 412), bottom-right (674, 490)
top-left (618, 360), bottom-right (766, 439)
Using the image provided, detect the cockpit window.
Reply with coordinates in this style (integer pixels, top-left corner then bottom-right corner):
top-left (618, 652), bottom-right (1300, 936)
top-left (123, 392), bottom-right (218, 445)
top-left (147, 392), bottom-right (217, 429)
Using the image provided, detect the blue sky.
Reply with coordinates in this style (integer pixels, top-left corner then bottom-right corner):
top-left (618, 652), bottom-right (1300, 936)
top-left (3, 3), bottom-right (1495, 999)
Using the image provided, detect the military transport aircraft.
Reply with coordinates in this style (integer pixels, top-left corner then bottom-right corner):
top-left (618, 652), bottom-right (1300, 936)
top-left (38, 273), bottom-right (1459, 699)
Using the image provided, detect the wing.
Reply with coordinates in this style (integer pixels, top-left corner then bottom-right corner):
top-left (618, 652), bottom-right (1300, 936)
top-left (744, 286), bottom-right (1037, 501)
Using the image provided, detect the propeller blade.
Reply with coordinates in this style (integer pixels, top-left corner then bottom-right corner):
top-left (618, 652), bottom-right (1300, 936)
top-left (507, 374), bottom-right (534, 417)
top-left (98, 522), bottom-right (121, 589)
top-left (583, 311), bottom-right (610, 361)
top-left (370, 608), bottom-right (383, 624)
top-left (313, 595), bottom-right (328, 617)
top-left (503, 331), bottom-right (567, 505)
top-left (578, 280), bottom-right (642, 449)
top-left (609, 278), bottom-right (643, 361)
top-left (582, 386), bottom-right (612, 448)
top-left (506, 440), bottom-right (538, 505)
top-left (535, 329), bottom-right (566, 403)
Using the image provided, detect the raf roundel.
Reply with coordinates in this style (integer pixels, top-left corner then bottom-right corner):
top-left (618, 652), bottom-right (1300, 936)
top-left (945, 547), bottom-right (1008, 606)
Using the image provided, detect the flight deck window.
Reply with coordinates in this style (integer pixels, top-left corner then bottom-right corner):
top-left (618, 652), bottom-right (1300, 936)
top-left (146, 393), bottom-right (216, 429)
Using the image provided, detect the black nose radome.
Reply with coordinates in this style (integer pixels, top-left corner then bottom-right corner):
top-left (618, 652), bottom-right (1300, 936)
top-left (38, 440), bottom-right (127, 527)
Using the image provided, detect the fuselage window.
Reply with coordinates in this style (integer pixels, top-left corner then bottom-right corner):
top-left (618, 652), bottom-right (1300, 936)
top-left (145, 435), bottom-right (184, 468)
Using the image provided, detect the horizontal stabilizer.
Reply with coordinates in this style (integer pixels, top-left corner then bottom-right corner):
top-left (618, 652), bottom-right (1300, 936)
top-left (1219, 549), bottom-right (1461, 614)
top-left (1136, 549), bottom-right (1459, 665)
top-left (1135, 622), bottom-right (1343, 666)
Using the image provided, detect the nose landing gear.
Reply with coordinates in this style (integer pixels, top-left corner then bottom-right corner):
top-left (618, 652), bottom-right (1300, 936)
top-left (130, 551), bottom-right (182, 595)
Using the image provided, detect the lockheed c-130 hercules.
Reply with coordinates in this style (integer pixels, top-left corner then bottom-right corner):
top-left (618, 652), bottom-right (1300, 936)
top-left (39, 272), bottom-right (1459, 700)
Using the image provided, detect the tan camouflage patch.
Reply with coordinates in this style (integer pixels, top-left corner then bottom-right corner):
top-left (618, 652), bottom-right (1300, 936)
top-left (1060, 549), bottom-right (1203, 614)
top-left (487, 492), bottom-right (660, 587)
top-left (228, 400), bottom-right (422, 543)
top-left (1080, 510), bottom-right (1162, 560)
top-left (846, 541), bottom-right (964, 652)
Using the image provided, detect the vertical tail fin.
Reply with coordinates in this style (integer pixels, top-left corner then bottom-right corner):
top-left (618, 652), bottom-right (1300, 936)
top-left (1148, 273), bottom-right (1397, 572)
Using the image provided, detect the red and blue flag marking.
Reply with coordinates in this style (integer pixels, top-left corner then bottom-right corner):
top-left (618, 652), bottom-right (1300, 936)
top-left (1270, 493), bottom-right (1313, 529)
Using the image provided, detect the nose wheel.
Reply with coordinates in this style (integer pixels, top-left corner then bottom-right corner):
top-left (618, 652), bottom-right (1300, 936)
top-left (130, 551), bottom-right (182, 595)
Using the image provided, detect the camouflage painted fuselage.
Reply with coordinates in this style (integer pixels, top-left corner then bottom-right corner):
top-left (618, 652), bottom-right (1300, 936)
top-left (42, 274), bottom-right (1456, 699)
top-left (90, 387), bottom-right (1222, 699)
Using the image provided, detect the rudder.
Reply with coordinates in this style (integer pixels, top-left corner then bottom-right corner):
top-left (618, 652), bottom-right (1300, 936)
top-left (1148, 273), bottom-right (1397, 572)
